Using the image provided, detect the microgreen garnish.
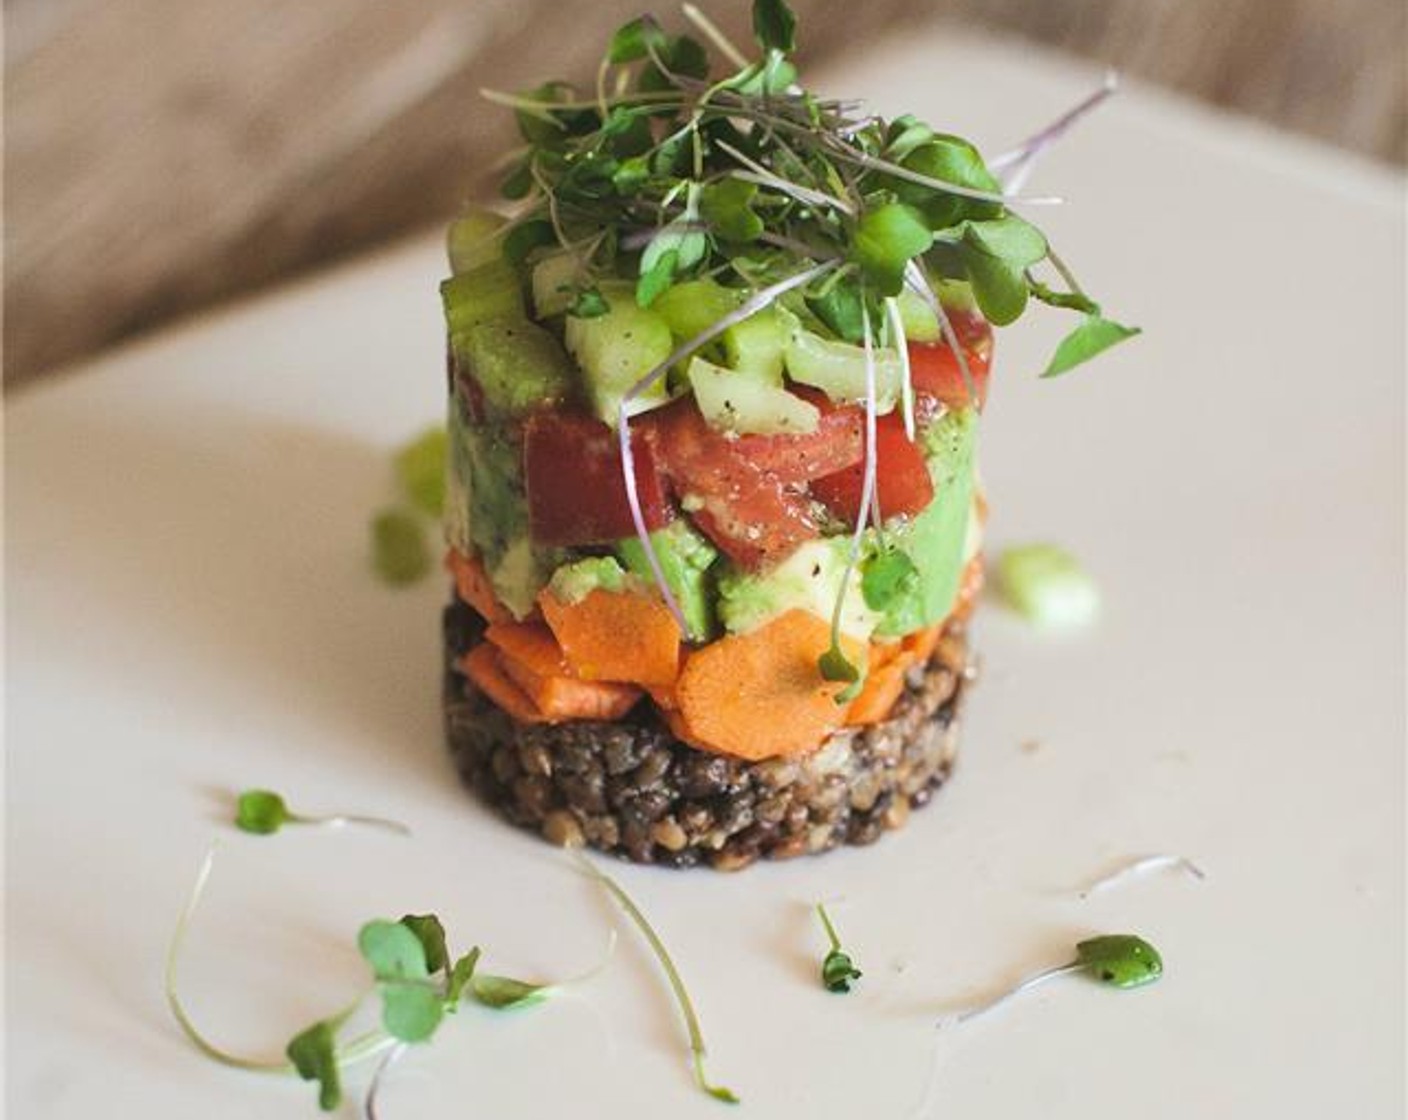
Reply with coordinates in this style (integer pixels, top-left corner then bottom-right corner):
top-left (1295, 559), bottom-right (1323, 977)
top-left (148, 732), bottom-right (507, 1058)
top-left (469, 974), bottom-right (550, 1010)
top-left (1078, 854), bottom-right (1205, 898)
top-left (287, 1020), bottom-right (345, 1109)
top-left (1042, 315), bottom-right (1141, 377)
top-left (953, 933), bottom-right (1164, 1025)
top-left (815, 904), bottom-right (862, 993)
top-left (861, 548), bottom-right (920, 611)
top-left (233, 788), bottom-right (410, 838)
top-left (576, 853), bottom-right (739, 1104)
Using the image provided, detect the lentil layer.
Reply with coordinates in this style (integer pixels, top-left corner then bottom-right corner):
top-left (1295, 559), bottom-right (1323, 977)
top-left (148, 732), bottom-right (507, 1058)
top-left (443, 599), bottom-right (974, 870)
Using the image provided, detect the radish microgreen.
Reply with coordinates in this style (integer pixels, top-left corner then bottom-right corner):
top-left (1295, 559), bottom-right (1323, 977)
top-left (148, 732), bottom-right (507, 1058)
top-left (953, 933), bottom-right (1164, 1025)
top-left (165, 847), bottom-right (565, 1113)
top-left (576, 852), bottom-right (739, 1104)
top-left (816, 904), bottom-right (862, 993)
top-left (234, 788), bottom-right (410, 837)
top-left (481, 0), bottom-right (1138, 617)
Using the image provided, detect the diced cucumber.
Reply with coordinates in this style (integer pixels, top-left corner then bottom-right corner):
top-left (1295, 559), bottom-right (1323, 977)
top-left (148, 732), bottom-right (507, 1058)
top-left (723, 306), bottom-right (787, 380)
top-left (894, 288), bottom-right (941, 342)
top-left (687, 356), bottom-right (819, 436)
top-left (995, 543), bottom-right (1100, 630)
top-left (564, 287), bottom-right (675, 424)
top-left (783, 323), bottom-right (902, 411)
top-left (446, 209), bottom-right (507, 274)
top-left (441, 259), bottom-right (524, 336)
top-left (531, 251), bottom-right (586, 319)
top-left (616, 521), bottom-right (719, 642)
top-left (457, 319), bottom-right (575, 416)
top-left (654, 278), bottom-right (743, 342)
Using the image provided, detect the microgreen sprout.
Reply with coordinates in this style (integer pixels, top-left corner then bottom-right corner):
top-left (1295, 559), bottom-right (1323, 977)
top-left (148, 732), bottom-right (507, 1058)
top-left (1078, 854), bottom-right (1205, 899)
top-left (234, 788), bottom-right (410, 838)
top-left (816, 904), bottom-right (862, 993)
top-left (576, 852), bottom-right (739, 1104)
top-left (952, 933), bottom-right (1163, 1025)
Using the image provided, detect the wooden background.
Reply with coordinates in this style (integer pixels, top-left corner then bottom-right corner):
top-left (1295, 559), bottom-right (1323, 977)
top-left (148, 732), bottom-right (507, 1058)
top-left (5, 0), bottom-right (1405, 386)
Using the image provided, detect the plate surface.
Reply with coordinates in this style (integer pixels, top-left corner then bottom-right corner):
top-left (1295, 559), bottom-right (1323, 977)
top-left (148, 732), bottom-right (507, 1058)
top-left (7, 31), bottom-right (1404, 1120)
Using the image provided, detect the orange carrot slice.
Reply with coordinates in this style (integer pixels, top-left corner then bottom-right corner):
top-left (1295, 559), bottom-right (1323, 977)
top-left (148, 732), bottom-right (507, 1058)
top-left (458, 644), bottom-right (546, 723)
top-left (673, 609), bottom-right (862, 760)
top-left (446, 550), bottom-right (512, 624)
top-left (845, 654), bottom-right (917, 726)
top-left (539, 587), bottom-right (682, 686)
top-left (902, 623), bottom-right (944, 664)
top-left (485, 621), bottom-right (571, 676)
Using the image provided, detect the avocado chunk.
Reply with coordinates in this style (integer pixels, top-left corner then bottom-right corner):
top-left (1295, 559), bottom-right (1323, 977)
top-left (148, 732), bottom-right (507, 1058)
top-left (876, 407), bottom-right (978, 636)
top-left (616, 520), bottom-right (719, 642)
top-left (456, 318), bottom-right (576, 417)
top-left (531, 251), bottom-right (588, 319)
top-left (717, 537), bottom-right (881, 642)
top-left (445, 394), bottom-right (558, 617)
top-left (548, 556), bottom-right (633, 604)
top-left (563, 286), bottom-right (675, 425)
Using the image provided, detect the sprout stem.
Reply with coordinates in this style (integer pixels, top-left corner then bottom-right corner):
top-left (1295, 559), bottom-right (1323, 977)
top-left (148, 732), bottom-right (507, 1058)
top-left (954, 962), bottom-right (1084, 1024)
top-left (294, 813), bottom-right (412, 837)
top-left (681, 3), bottom-right (751, 69)
top-left (904, 263), bottom-right (975, 406)
top-left (575, 853), bottom-right (739, 1104)
top-left (165, 845), bottom-right (294, 1074)
top-left (1079, 854), bottom-right (1205, 898)
top-left (990, 72), bottom-right (1119, 193)
top-left (363, 1043), bottom-right (408, 1120)
top-left (885, 295), bottom-right (916, 440)
top-left (815, 904), bottom-right (843, 953)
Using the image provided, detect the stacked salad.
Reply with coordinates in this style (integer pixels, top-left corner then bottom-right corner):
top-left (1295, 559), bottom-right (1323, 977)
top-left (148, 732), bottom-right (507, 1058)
top-left (441, 0), bottom-right (1133, 762)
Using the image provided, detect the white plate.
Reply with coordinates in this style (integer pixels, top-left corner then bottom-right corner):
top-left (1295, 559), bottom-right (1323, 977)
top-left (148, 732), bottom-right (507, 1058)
top-left (7, 30), bottom-right (1404, 1120)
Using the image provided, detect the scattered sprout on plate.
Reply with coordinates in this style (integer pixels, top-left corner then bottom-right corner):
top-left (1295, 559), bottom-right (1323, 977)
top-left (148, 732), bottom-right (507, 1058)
top-left (234, 788), bottom-right (411, 837)
top-left (394, 427), bottom-right (448, 517)
top-left (953, 933), bottom-right (1163, 1025)
top-left (165, 847), bottom-right (565, 1113)
top-left (816, 903), bottom-right (863, 993)
top-left (576, 852), bottom-right (740, 1104)
top-left (371, 507), bottom-right (432, 586)
top-left (994, 543), bottom-right (1100, 630)
top-left (1078, 854), bottom-right (1206, 898)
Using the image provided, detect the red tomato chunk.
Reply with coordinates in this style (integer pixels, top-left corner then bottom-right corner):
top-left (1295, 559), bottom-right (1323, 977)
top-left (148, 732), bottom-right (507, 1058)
top-left (812, 412), bottom-right (934, 523)
top-left (907, 311), bottom-right (994, 411)
top-left (524, 411), bottom-right (673, 546)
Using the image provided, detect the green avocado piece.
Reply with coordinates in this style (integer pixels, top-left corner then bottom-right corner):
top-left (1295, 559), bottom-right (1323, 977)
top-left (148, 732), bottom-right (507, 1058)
top-left (616, 521), bottom-right (719, 642)
top-left (876, 407), bottom-right (978, 637)
top-left (456, 318), bottom-right (576, 417)
top-left (717, 537), bottom-right (882, 642)
top-left (547, 556), bottom-right (632, 604)
top-left (445, 395), bottom-right (556, 618)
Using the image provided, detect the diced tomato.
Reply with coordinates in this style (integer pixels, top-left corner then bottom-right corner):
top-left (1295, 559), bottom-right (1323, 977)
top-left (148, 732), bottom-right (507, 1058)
top-left (524, 411), bottom-right (673, 546)
top-left (648, 401), bottom-right (819, 569)
top-left (907, 311), bottom-right (994, 410)
top-left (811, 412), bottom-right (934, 522)
top-left (730, 388), bottom-right (865, 482)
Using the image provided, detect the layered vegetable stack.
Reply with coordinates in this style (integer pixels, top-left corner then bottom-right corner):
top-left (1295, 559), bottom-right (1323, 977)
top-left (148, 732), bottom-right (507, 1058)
top-left (440, 1), bottom-right (1134, 867)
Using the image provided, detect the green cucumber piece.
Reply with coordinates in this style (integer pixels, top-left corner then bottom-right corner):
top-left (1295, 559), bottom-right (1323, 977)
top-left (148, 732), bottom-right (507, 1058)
top-left (441, 259), bottom-right (524, 336)
top-left (457, 319), bottom-right (575, 416)
top-left (564, 287), bottom-right (675, 424)
top-left (723, 305), bottom-right (787, 379)
top-left (783, 321), bottom-right (902, 411)
top-left (531, 252), bottom-right (586, 319)
top-left (615, 521), bottom-right (719, 642)
top-left (894, 289), bottom-right (941, 342)
top-left (686, 356), bottom-right (819, 436)
top-left (446, 210), bottom-right (507, 274)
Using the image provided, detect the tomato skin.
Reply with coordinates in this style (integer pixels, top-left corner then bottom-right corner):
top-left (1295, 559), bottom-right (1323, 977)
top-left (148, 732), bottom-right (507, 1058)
top-left (524, 411), bottom-right (672, 546)
top-left (811, 412), bottom-right (934, 523)
top-left (648, 401), bottom-right (819, 570)
top-left (907, 312), bottom-right (994, 410)
top-left (730, 389), bottom-right (865, 482)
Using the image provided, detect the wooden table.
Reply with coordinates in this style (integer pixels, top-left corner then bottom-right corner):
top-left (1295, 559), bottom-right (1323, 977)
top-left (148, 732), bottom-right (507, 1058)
top-left (5, 0), bottom-right (1404, 385)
